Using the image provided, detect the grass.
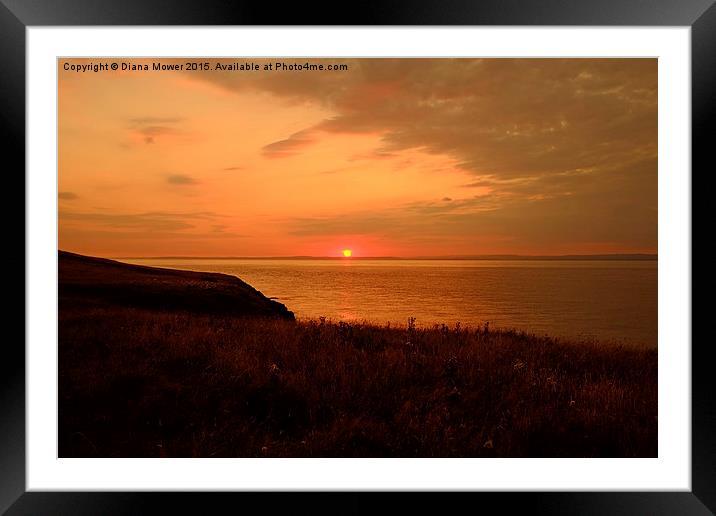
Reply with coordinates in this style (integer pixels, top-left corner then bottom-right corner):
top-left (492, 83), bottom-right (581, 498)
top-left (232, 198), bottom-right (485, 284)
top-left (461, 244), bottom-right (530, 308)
top-left (59, 308), bottom-right (657, 457)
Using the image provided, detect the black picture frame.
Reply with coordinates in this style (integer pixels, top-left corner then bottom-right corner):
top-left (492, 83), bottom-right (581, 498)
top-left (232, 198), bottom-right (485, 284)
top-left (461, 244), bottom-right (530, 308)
top-left (2, 1), bottom-right (711, 514)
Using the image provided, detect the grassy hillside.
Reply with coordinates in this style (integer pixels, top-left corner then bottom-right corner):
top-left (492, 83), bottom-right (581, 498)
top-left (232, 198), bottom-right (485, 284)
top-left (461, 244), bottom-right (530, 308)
top-left (58, 252), bottom-right (657, 458)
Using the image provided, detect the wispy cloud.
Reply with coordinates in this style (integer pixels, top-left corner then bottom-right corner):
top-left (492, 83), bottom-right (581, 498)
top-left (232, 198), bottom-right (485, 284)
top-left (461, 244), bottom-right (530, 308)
top-left (262, 129), bottom-right (315, 158)
top-left (129, 117), bottom-right (184, 125)
top-left (128, 117), bottom-right (185, 144)
top-left (167, 174), bottom-right (198, 186)
top-left (59, 210), bottom-right (216, 232)
top-left (58, 191), bottom-right (78, 200)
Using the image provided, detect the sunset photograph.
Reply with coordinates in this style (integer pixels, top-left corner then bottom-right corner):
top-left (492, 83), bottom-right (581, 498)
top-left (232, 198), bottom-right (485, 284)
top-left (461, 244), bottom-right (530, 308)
top-left (58, 57), bottom-right (657, 457)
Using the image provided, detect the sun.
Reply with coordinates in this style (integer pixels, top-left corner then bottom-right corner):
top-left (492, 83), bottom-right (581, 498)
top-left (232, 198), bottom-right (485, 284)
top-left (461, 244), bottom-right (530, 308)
top-left (342, 249), bottom-right (353, 258)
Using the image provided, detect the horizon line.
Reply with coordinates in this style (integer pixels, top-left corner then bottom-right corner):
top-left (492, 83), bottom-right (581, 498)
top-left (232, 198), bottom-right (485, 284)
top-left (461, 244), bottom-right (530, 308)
top-left (106, 253), bottom-right (658, 261)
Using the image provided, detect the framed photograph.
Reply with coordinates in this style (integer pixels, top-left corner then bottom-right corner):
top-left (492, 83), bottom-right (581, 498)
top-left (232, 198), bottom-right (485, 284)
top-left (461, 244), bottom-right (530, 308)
top-left (4, 0), bottom-right (711, 513)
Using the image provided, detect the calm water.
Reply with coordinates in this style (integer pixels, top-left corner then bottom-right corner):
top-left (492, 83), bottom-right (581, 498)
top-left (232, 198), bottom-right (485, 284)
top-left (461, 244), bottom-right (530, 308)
top-left (124, 258), bottom-right (657, 346)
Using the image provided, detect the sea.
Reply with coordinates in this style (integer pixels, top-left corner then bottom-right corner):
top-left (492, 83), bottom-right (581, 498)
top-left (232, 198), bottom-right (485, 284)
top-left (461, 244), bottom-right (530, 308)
top-left (123, 258), bottom-right (657, 347)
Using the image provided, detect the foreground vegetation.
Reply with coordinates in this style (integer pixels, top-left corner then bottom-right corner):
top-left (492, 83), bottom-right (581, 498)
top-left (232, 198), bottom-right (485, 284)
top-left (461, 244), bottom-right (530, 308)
top-left (59, 309), bottom-right (657, 457)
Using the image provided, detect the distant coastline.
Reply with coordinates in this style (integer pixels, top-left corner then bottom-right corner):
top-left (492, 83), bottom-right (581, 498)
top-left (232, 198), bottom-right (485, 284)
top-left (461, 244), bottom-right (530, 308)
top-left (111, 253), bottom-right (658, 261)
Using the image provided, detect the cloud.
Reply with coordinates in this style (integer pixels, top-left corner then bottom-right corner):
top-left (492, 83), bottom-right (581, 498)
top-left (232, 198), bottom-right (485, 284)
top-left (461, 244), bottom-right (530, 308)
top-left (462, 180), bottom-right (497, 188)
top-left (319, 165), bottom-right (362, 175)
top-left (286, 196), bottom-right (499, 238)
top-left (128, 117), bottom-right (185, 144)
top-left (167, 174), bottom-right (198, 186)
top-left (59, 210), bottom-right (217, 232)
top-left (59, 210), bottom-right (246, 244)
top-left (58, 191), bottom-right (78, 200)
top-left (129, 117), bottom-right (184, 125)
top-left (189, 58), bottom-right (653, 252)
top-left (223, 166), bottom-right (245, 171)
top-left (93, 59), bottom-right (657, 253)
top-left (193, 58), bottom-right (656, 185)
top-left (261, 129), bottom-right (315, 158)
top-left (349, 150), bottom-right (398, 161)
top-left (283, 154), bottom-right (656, 252)
top-left (139, 127), bottom-right (179, 144)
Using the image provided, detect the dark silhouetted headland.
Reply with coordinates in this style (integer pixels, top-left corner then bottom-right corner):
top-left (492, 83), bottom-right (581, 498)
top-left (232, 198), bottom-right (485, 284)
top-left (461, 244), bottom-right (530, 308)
top-left (59, 251), bottom-right (657, 458)
top-left (59, 250), bottom-right (294, 319)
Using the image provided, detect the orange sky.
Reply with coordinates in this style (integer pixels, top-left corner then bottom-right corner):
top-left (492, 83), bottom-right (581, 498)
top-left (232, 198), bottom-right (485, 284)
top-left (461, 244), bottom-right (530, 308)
top-left (58, 58), bottom-right (657, 257)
